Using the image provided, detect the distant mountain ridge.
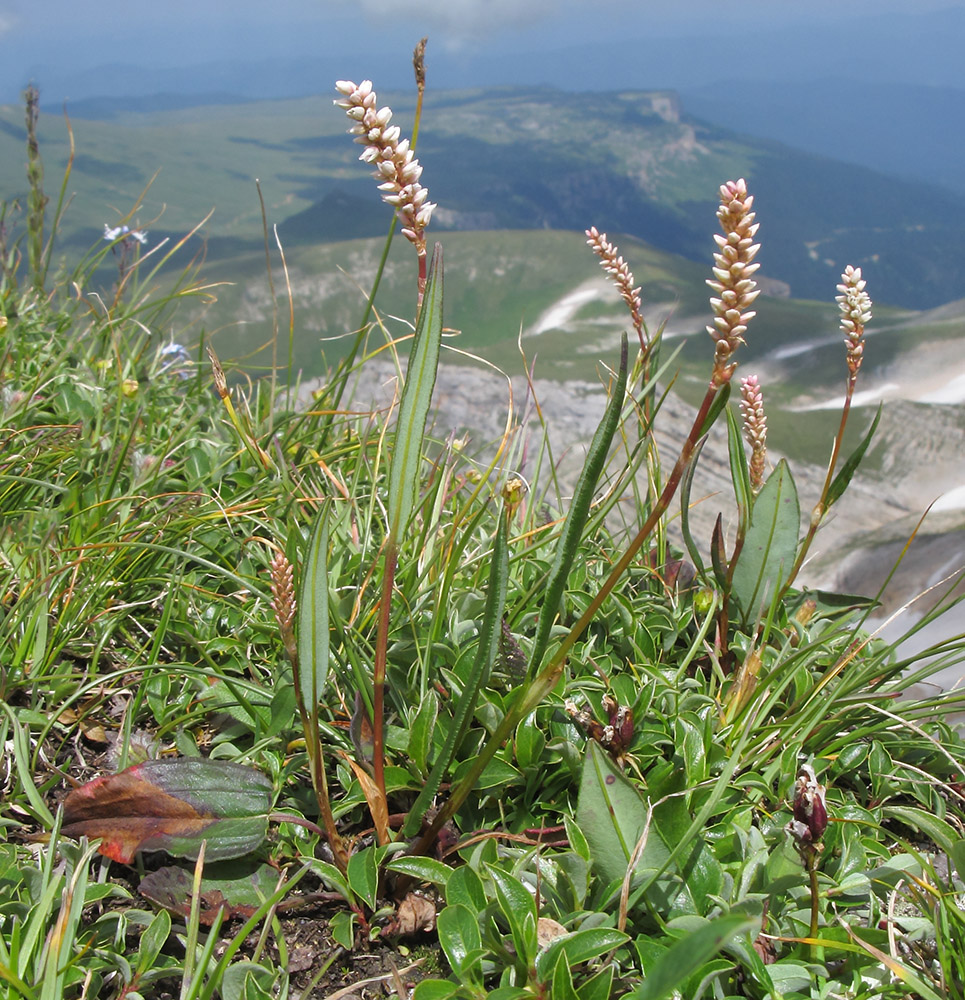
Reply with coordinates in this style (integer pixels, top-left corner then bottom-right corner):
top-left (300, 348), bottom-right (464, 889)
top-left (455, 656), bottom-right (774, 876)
top-left (3, 86), bottom-right (965, 309)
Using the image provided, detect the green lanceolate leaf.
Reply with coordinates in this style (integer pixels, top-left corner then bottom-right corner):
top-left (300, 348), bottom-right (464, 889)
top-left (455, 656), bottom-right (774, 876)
top-left (529, 333), bottom-right (629, 676)
top-left (297, 502), bottom-right (331, 711)
top-left (726, 405), bottom-right (752, 535)
top-left (679, 437), bottom-right (708, 576)
top-left (487, 864), bottom-right (538, 965)
top-left (730, 459), bottom-right (800, 624)
top-left (403, 511), bottom-right (509, 837)
top-left (698, 382), bottom-right (730, 438)
top-left (387, 242), bottom-right (444, 541)
top-left (827, 403), bottom-right (882, 507)
top-left (576, 741), bottom-right (670, 887)
top-left (633, 915), bottom-right (759, 1000)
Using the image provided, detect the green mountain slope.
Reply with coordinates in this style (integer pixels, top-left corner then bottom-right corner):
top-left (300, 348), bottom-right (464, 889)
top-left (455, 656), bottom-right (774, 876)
top-left (3, 86), bottom-right (965, 310)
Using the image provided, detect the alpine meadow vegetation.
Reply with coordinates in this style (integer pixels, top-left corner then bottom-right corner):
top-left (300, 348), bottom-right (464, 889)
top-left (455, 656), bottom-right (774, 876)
top-left (3, 51), bottom-right (965, 1000)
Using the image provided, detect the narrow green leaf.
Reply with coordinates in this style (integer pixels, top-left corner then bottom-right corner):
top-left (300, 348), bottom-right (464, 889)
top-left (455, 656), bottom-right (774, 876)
top-left (487, 865), bottom-right (538, 965)
top-left (883, 805), bottom-right (962, 856)
top-left (407, 690), bottom-right (438, 774)
top-left (698, 382), bottom-right (730, 438)
top-left (950, 839), bottom-right (965, 885)
top-left (387, 242), bottom-right (444, 540)
top-left (827, 403), bottom-right (881, 507)
top-left (296, 503), bottom-right (331, 711)
top-left (551, 953), bottom-right (581, 1000)
top-left (633, 916), bottom-right (758, 1000)
top-left (710, 513), bottom-right (728, 588)
top-left (529, 334), bottom-right (629, 675)
top-left (577, 967), bottom-right (615, 1000)
top-left (403, 513), bottom-right (509, 836)
top-left (679, 437), bottom-right (708, 575)
top-left (730, 459), bottom-right (800, 623)
top-left (726, 405), bottom-right (752, 535)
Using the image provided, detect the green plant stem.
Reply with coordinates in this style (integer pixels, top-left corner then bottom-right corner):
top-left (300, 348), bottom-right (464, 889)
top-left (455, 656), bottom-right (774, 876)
top-left (782, 387), bottom-right (854, 594)
top-left (805, 847), bottom-right (824, 962)
top-left (289, 646), bottom-right (349, 873)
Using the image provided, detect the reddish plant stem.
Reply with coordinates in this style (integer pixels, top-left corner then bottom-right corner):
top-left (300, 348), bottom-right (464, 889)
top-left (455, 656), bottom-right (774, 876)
top-left (372, 541), bottom-right (397, 803)
top-left (551, 380), bottom-right (724, 666)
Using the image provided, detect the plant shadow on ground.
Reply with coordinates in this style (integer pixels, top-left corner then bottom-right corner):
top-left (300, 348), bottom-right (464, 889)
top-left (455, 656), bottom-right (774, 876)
top-left (2, 71), bottom-right (965, 1000)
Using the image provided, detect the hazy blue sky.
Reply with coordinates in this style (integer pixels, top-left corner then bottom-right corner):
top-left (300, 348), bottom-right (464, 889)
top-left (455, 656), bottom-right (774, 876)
top-left (3, 0), bottom-right (964, 101)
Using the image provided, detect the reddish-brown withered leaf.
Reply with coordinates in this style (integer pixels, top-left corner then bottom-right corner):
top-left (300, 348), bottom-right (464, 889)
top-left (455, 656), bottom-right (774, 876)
top-left (62, 758), bottom-right (273, 863)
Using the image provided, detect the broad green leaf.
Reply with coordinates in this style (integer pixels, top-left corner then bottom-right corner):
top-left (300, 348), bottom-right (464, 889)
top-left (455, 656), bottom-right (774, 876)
top-left (437, 904), bottom-right (483, 981)
top-left (296, 502), bottom-right (331, 711)
top-left (329, 909), bottom-right (355, 950)
top-left (536, 927), bottom-right (629, 982)
top-left (403, 513), bottom-right (509, 836)
top-left (412, 981), bottom-right (459, 1000)
top-left (387, 242), bottom-right (444, 540)
top-left (385, 856), bottom-right (452, 887)
top-left (633, 915), bottom-right (759, 1000)
top-left (528, 334), bottom-right (629, 676)
top-left (347, 845), bottom-right (381, 911)
top-left (62, 759), bottom-right (272, 862)
top-left (446, 864), bottom-right (487, 913)
top-left (576, 742), bottom-right (670, 887)
top-left (451, 755), bottom-right (521, 790)
top-left (135, 909), bottom-right (172, 975)
top-left (730, 459), bottom-right (800, 623)
top-left (827, 403), bottom-right (881, 507)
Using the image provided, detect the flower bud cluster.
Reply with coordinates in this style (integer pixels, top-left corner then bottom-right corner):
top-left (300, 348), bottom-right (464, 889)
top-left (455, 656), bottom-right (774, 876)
top-left (585, 227), bottom-right (646, 345)
top-left (706, 179), bottom-right (761, 387)
top-left (787, 763), bottom-right (828, 846)
top-left (334, 80), bottom-right (435, 255)
top-left (836, 265), bottom-right (872, 385)
top-left (739, 375), bottom-right (767, 493)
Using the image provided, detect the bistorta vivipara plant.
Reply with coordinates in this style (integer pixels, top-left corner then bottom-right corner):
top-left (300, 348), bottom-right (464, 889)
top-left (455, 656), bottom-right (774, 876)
top-left (3, 66), bottom-right (965, 1000)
